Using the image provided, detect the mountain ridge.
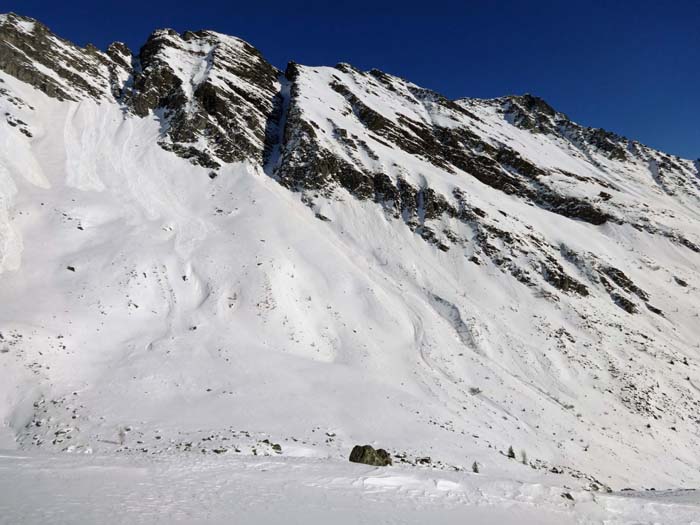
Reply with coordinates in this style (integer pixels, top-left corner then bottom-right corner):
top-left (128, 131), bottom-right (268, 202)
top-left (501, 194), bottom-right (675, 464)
top-left (1, 12), bottom-right (694, 167)
top-left (0, 11), bottom-right (699, 491)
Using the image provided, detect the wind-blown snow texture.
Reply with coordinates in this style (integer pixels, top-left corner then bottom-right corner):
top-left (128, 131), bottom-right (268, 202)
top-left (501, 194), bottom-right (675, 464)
top-left (1, 12), bottom-right (699, 522)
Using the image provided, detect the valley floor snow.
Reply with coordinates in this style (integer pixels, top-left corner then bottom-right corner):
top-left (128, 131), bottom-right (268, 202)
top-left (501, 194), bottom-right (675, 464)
top-left (1, 451), bottom-right (699, 525)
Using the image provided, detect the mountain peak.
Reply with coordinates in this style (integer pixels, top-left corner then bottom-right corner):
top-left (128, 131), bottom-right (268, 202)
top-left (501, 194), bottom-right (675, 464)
top-left (1, 12), bottom-right (700, 497)
top-left (0, 12), bottom-right (129, 102)
top-left (0, 12), bottom-right (39, 32)
top-left (124, 24), bottom-right (280, 167)
top-left (508, 93), bottom-right (558, 116)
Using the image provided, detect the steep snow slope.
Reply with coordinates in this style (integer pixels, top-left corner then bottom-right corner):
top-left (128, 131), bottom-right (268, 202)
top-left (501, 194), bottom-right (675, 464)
top-left (0, 12), bottom-right (699, 500)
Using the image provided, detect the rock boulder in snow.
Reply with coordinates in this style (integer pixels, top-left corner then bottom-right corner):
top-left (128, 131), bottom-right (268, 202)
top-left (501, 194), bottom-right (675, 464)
top-left (349, 445), bottom-right (393, 466)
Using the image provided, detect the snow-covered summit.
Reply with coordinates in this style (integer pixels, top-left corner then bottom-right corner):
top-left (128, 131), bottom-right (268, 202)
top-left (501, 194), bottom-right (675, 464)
top-left (0, 13), bottom-right (699, 494)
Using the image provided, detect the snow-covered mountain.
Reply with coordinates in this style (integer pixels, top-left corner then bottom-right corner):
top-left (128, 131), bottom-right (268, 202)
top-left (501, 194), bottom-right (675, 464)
top-left (1, 11), bottom-right (699, 496)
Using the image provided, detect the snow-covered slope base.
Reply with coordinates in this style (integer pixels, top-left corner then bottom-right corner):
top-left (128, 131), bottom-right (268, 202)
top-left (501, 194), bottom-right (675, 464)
top-left (2, 452), bottom-right (700, 525)
top-left (1, 13), bottom-right (700, 520)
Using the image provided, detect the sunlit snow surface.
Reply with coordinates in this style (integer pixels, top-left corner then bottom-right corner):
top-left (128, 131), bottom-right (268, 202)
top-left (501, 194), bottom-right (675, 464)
top-left (1, 452), bottom-right (699, 524)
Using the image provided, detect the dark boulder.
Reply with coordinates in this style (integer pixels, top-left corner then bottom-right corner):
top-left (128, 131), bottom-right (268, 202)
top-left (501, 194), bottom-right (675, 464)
top-left (349, 445), bottom-right (392, 466)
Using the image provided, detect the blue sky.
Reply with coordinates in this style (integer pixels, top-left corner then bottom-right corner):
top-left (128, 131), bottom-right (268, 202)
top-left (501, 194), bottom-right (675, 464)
top-left (4, 0), bottom-right (698, 158)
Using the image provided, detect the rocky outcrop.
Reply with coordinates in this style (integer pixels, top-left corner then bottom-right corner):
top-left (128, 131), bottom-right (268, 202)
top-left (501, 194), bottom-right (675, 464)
top-left (0, 13), bottom-right (129, 102)
top-left (276, 62), bottom-right (612, 229)
top-left (123, 29), bottom-right (280, 168)
top-left (349, 445), bottom-right (392, 466)
top-left (0, 15), bottom-right (280, 169)
top-left (500, 94), bottom-right (628, 161)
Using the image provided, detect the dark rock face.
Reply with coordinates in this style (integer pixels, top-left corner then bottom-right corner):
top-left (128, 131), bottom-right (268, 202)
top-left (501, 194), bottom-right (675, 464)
top-left (0, 16), bottom-right (280, 168)
top-left (502, 94), bottom-right (627, 161)
top-left (349, 445), bottom-right (392, 466)
top-left (560, 247), bottom-right (665, 313)
top-left (645, 303), bottom-right (664, 316)
top-left (123, 29), bottom-right (281, 168)
top-left (601, 267), bottom-right (649, 302)
top-left (0, 13), bottom-right (129, 102)
top-left (674, 276), bottom-right (689, 287)
top-left (611, 292), bottom-right (638, 314)
top-left (273, 63), bottom-right (370, 196)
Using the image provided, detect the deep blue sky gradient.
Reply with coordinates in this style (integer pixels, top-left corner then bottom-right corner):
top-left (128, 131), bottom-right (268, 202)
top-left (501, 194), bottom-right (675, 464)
top-left (4, 0), bottom-right (698, 158)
